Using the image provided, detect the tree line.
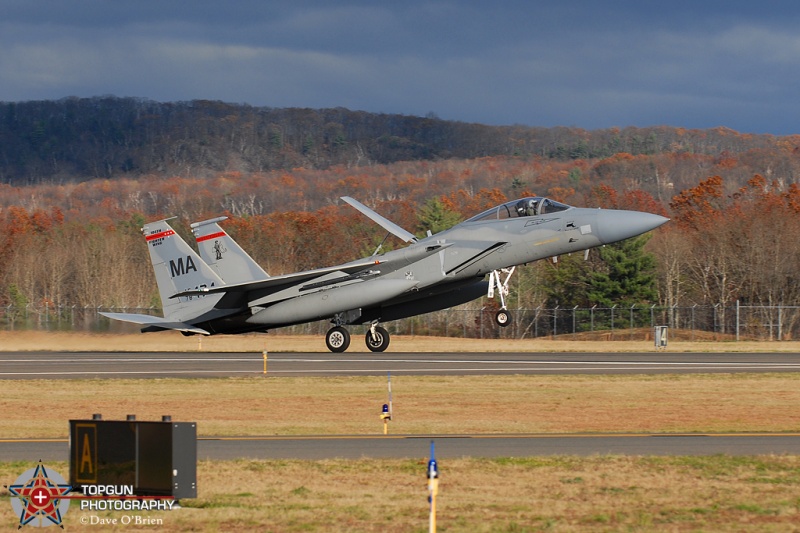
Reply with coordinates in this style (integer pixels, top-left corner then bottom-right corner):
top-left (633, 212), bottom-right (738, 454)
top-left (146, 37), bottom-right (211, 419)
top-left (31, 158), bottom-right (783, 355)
top-left (2, 96), bottom-right (798, 184)
top-left (2, 164), bottom-right (800, 337)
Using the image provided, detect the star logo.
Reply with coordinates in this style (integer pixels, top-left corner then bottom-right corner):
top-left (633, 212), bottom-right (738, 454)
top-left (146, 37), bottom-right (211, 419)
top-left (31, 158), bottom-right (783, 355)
top-left (5, 461), bottom-right (72, 529)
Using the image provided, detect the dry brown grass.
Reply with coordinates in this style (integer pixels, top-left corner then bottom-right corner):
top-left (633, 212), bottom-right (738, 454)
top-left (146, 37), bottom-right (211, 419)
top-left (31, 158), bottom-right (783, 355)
top-left (1, 329), bottom-right (798, 353)
top-left (3, 456), bottom-right (800, 531)
top-left (3, 374), bottom-right (800, 438)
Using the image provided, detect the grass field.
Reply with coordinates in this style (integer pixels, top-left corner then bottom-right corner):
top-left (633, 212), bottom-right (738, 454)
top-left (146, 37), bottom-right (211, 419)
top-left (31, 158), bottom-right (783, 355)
top-left (2, 332), bottom-right (800, 531)
top-left (2, 330), bottom-right (800, 353)
top-left (3, 457), bottom-right (800, 531)
top-left (3, 374), bottom-right (800, 438)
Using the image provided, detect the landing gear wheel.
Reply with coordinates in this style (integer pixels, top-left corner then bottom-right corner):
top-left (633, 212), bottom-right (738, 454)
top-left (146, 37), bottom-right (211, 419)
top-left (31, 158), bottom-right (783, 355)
top-left (326, 326), bottom-right (351, 353)
top-left (365, 326), bottom-right (390, 352)
top-left (495, 310), bottom-right (511, 328)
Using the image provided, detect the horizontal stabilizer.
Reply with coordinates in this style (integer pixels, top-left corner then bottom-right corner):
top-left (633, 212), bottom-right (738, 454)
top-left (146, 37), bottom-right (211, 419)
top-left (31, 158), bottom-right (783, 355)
top-left (100, 312), bottom-right (210, 335)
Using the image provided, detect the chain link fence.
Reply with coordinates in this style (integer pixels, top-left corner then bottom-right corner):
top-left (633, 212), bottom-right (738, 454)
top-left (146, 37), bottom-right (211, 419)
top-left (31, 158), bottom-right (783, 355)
top-left (3, 303), bottom-right (799, 341)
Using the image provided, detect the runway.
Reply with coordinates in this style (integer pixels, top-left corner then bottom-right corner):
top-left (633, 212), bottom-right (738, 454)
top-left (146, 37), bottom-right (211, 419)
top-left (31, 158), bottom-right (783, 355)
top-left (3, 433), bottom-right (800, 462)
top-left (3, 350), bottom-right (800, 460)
top-left (3, 351), bottom-right (800, 379)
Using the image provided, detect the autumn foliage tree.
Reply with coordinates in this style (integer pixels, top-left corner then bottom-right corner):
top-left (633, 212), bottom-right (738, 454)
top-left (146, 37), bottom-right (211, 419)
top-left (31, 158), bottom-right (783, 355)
top-left (0, 117), bottom-right (799, 338)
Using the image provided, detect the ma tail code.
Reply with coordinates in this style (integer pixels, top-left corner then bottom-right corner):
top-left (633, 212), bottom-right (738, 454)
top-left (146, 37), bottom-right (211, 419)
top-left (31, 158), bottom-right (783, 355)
top-left (169, 256), bottom-right (198, 277)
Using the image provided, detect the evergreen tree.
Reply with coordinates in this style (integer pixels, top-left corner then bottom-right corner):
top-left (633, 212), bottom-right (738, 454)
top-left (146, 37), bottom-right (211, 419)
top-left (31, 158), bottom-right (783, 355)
top-left (6, 283), bottom-right (28, 328)
top-left (540, 234), bottom-right (658, 311)
top-left (587, 234), bottom-right (658, 307)
top-left (416, 197), bottom-right (463, 236)
top-left (541, 254), bottom-right (592, 308)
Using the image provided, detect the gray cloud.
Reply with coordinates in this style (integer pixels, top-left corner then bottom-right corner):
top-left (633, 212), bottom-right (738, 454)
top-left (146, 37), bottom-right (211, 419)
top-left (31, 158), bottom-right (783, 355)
top-left (2, 1), bottom-right (800, 134)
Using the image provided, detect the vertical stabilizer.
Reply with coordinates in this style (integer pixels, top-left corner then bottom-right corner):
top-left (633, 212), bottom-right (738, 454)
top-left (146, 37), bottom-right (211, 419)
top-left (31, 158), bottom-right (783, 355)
top-left (143, 219), bottom-right (225, 322)
top-left (191, 216), bottom-right (269, 284)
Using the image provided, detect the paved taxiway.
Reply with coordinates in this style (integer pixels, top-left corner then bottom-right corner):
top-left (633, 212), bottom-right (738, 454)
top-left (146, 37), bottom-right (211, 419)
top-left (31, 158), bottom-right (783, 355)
top-left (2, 433), bottom-right (800, 462)
top-left (3, 351), bottom-right (800, 378)
top-left (3, 350), bottom-right (800, 460)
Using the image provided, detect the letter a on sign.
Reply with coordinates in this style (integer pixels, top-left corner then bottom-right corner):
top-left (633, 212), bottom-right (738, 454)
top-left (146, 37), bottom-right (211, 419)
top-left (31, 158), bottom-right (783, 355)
top-left (81, 434), bottom-right (93, 473)
top-left (74, 423), bottom-right (98, 483)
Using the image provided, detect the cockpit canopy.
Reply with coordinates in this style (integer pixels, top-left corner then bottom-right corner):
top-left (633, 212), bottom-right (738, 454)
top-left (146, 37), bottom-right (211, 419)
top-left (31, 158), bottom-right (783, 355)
top-left (465, 197), bottom-right (571, 222)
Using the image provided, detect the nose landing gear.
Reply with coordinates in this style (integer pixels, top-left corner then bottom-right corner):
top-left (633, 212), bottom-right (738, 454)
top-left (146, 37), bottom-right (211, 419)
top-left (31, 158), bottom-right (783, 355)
top-left (494, 309), bottom-right (511, 327)
top-left (488, 267), bottom-right (514, 327)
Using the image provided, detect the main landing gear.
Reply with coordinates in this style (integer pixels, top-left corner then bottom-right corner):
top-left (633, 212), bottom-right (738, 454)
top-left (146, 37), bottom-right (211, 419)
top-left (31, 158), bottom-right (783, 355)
top-left (325, 326), bottom-right (351, 353)
top-left (365, 323), bottom-right (390, 352)
top-left (488, 267), bottom-right (514, 327)
top-left (325, 322), bottom-right (391, 353)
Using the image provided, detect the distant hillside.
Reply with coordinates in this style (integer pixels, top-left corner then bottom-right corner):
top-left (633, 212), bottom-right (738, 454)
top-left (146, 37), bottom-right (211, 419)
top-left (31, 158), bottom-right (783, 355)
top-left (0, 96), bottom-right (791, 184)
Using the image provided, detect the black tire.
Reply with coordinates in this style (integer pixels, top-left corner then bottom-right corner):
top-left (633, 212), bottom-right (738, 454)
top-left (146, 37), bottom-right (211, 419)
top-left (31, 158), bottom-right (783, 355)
top-left (365, 326), bottom-right (390, 352)
top-left (326, 326), bottom-right (351, 352)
top-left (495, 310), bottom-right (511, 328)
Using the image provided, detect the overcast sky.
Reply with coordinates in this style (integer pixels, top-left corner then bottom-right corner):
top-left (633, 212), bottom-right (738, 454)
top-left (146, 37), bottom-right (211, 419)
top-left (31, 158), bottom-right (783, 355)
top-left (2, 1), bottom-right (800, 135)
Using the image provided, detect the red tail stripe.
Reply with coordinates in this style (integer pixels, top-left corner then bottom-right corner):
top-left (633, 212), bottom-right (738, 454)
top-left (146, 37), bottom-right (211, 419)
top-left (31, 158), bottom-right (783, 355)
top-left (196, 231), bottom-right (226, 243)
top-left (145, 230), bottom-right (175, 242)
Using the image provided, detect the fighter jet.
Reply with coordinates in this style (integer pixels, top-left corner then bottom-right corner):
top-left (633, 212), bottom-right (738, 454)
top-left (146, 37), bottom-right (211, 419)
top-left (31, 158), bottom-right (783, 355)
top-left (102, 196), bottom-right (668, 352)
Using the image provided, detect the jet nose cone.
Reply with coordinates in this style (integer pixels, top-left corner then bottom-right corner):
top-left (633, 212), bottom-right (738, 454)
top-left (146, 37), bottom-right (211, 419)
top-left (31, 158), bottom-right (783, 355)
top-left (596, 210), bottom-right (669, 244)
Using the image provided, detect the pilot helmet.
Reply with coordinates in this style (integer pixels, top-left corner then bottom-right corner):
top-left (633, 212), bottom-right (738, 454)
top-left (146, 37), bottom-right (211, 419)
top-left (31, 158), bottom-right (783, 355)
top-left (516, 199), bottom-right (538, 216)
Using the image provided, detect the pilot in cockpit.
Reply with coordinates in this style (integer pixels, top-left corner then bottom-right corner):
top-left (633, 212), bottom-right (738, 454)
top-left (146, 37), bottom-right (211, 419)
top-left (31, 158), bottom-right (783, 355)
top-left (515, 198), bottom-right (539, 217)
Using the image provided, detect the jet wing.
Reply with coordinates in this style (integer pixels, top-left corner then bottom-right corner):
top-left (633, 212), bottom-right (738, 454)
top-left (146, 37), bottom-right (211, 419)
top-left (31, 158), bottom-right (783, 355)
top-left (341, 196), bottom-right (418, 243)
top-left (99, 312), bottom-right (210, 335)
top-left (171, 258), bottom-right (383, 298)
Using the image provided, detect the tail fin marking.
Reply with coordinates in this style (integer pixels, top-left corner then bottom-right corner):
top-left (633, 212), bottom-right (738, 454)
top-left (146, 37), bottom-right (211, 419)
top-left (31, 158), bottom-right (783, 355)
top-left (143, 219), bottom-right (225, 323)
top-left (191, 217), bottom-right (269, 284)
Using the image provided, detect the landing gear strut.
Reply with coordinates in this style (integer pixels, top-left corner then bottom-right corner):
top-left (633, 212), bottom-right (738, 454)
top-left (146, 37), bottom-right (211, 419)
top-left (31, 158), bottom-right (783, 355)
top-left (488, 267), bottom-right (514, 328)
top-left (365, 322), bottom-right (390, 352)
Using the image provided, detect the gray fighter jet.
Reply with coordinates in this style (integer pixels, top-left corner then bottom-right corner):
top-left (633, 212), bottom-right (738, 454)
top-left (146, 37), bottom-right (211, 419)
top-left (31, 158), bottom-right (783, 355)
top-left (102, 196), bottom-right (668, 352)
